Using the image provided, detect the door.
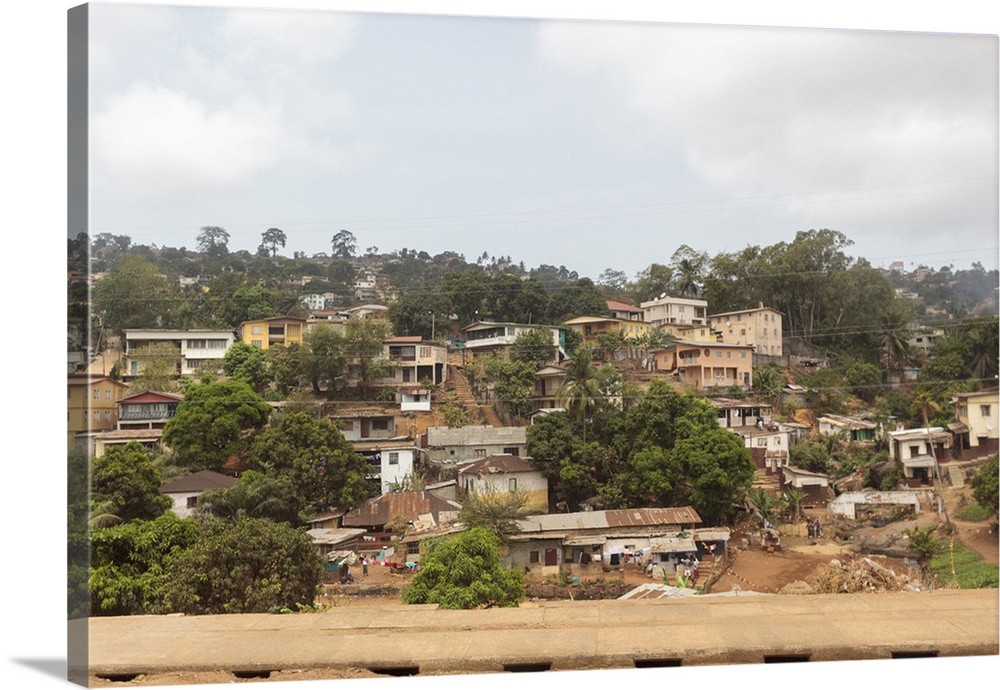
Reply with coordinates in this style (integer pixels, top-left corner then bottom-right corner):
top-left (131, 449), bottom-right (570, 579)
top-left (544, 549), bottom-right (557, 566)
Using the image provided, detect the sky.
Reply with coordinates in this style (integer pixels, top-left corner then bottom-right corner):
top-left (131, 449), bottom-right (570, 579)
top-left (2, 3), bottom-right (999, 690)
top-left (81, 1), bottom-right (999, 280)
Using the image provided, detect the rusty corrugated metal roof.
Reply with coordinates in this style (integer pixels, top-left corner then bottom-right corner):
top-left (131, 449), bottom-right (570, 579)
top-left (342, 491), bottom-right (460, 527)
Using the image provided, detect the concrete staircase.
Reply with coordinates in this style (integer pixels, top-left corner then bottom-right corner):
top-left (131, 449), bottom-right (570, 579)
top-left (947, 465), bottom-right (965, 488)
top-left (447, 365), bottom-right (504, 428)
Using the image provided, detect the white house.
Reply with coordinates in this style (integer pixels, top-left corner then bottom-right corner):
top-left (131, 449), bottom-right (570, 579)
top-left (425, 425), bottom-right (528, 466)
top-left (887, 427), bottom-right (952, 486)
top-left (124, 328), bottom-right (236, 377)
top-left (160, 470), bottom-right (237, 518)
top-left (352, 441), bottom-right (421, 494)
top-left (639, 294), bottom-right (708, 328)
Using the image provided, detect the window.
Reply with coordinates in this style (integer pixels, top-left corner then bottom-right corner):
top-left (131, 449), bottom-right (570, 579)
top-left (740, 328), bottom-right (746, 336)
top-left (371, 419), bottom-right (390, 431)
top-left (715, 351), bottom-right (723, 358)
top-left (251, 340), bottom-right (262, 348)
top-left (388, 452), bottom-right (399, 465)
top-left (186, 496), bottom-right (198, 509)
top-left (740, 352), bottom-right (746, 359)
top-left (93, 411), bottom-right (100, 421)
top-left (104, 411), bottom-right (112, 421)
top-left (93, 389), bottom-right (99, 399)
top-left (757, 437), bottom-right (767, 447)
top-left (105, 389), bottom-right (111, 400)
top-left (981, 405), bottom-right (992, 417)
top-left (529, 551), bottom-right (540, 563)
top-left (503, 447), bottom-right (520, 456)
top-left (251, 325), bottom-right (263, 335)
top-left (474, 448), bottom-right (486, 459)
top-left (508, 478), bottom-right (517, 492)
top-left (419, 346), bottom-right (431, 358)
top-left (726, 351), bottom-right (731, 359)
top-left (341, 420), bottom-right (354, 431)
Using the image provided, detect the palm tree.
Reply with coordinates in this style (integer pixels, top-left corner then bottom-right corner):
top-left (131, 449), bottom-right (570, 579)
top-left (556, 346), bottom-right (601, 442)
top-left (912, 390), bottom-right (951, 527)
top-left (674, 258), bottom-right (702, 298)
top-left (781, 488), bottom-right (806, 535)
top-left (199, 471), bottom-right (294, 523)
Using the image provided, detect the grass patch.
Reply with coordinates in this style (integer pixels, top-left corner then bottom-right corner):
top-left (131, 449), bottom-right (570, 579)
top-left (928, 544), bottom-right (999, 589)
top-left (956, 504), bottom-right (994, 522)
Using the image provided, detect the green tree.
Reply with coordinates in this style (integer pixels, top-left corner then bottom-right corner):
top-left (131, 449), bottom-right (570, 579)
top-left (268, 343), bottom-right (305, 396)
top-left (259, 227), bottom-right (286, 258)
top-left (163, 380), bottom-right (272, 471)
top-left (331, 229), bottom-right (357, 258)
top-left (401, 527), bottom-right (525, 609)
top-left (92, 254), bottom-right (181, 332)
top-left (197, 225), bottom-right (230, 257)
top-left (246, 411), bottom-right (376, 517)
top-left (91, 442), bottom-right (172, 524)
top-left (904, 524), bottom-right (944, 572)
top-left (89, 512), bottom-right (200, 616)
top-left (971, 453), bottom-right (999, 515)
top-left (672, 424), bottom-right (755, 524)
top-left (556, 346), bottom-right (601, 440)
top-left (221, 341), bottom-right (273, 394)
top-left (344, 317), bottom-right (394, 399)
top-left (164, 516), bottom-right (324, 614)
top-left (789, 439), bottom-right (832, 474)
top-left (198, 470), bottom-right (298, 524)
top-left (301, 323), bottom-right (346, 395)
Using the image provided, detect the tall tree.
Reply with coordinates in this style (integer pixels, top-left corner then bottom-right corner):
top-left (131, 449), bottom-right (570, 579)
top-left (556, 346), bottom-right (601, 440)
top-left (246, 411), bottom-right (376, 516)
top-left (162, 380), bottom-right (272, 471)
top-left (196, 226), bottom-right (230, 257)
top-left (259, 227), bottom-right (287, 257)
top-left (330, 229), bottom-right (357, 258)
top-left (198, 470), bottom-right (298, 524)
top-left (91, 442), bottom-right (172, 524)
top-left (301, 323), bottom-right (347, 395)
top-left (221, 341), bottom-right (273, 394)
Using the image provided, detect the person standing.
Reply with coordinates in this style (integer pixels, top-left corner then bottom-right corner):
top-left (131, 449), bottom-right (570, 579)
top-left (362, 556), bottom-right (369, 577)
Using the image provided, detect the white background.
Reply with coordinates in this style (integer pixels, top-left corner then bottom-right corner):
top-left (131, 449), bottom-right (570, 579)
top-left (2, 2), bottom-right (997, 690)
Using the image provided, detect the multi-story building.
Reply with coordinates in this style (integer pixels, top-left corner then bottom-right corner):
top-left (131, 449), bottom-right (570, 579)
top-left (639, 295), bottom-right (708, 328)
top-left (123, 328), bottom-right (236, 376)
top-left (116, 390), bottom-right (183, 430)
top-left (562, 316), bottom-right (652, 346)
top-left (605, 299), bottom-right (645, 321)
top-left (461, 321), bottom-right (567, 362)
top-left (651, 341), bottom-right (754, 390)
top-left (424, 425), bottom-right (529, 468)
top-left (707, 306), bottom-right (784, 356)
top-left (238, 316), bottom-right (306, 350)
top-left (67, 373), bottom-right (128, 452)
top-left (381, 336), bottom-right (448, 387)
top-left (951, 390), bottom-right (1000, 460)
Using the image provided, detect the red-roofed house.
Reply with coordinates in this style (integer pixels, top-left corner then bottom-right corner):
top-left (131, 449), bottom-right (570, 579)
top-left (605, 300), bottom-right (644, 321)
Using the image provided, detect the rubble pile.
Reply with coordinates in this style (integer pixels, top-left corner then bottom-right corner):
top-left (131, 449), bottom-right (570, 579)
top-left (812, 557), bottom-right (913, 593)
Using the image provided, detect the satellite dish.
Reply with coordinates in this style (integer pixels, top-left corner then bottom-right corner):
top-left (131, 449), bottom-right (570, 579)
top-left (659, 292), bottom-right (667, 299)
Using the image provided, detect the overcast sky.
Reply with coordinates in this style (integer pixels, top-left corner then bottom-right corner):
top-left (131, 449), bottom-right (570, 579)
top-left (83, 3), bottom-right (998, 279)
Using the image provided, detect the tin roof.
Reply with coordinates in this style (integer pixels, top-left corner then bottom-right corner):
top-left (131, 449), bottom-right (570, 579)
top-left (456, 454), bottom-right (539, 476)
top-left (342, 491), bottom-right (461, 527)
top-left (516, 507), bottom-right (701, 533)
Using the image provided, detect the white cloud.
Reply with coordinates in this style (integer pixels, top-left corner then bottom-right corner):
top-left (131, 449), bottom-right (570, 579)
top-left (91, 83), bottom-right (306, 201)
top-left (535, 21), bottom-right (997, 195)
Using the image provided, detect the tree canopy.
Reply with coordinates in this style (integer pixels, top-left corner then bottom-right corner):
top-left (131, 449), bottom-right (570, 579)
top-left (162, 380), bottom-right (272, 471)
top-left (401, 527), bottom-right (525, 609)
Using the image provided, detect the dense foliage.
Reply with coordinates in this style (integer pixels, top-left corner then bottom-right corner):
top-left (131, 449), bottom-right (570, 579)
top-left (401, 528), bottom-right (525, 609)
top-left (162, 380), bottom-right (272, 471)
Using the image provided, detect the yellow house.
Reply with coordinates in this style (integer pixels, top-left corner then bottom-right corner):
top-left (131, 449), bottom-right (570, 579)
top-left (562, 316), bottom-right (651, 345)
top-left (652, 340), bottom-right (754, 390)
top-left (708, 305), bottom-right (784, 356)
top-left (239, 316), bottom-right (307, 350)
top-left (67, 373), bottom-right (129, 452)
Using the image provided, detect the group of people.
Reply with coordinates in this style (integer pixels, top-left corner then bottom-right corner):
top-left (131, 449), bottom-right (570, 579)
top-left (680, 554), bottom-right (700, 586)
top-left (807, 518), bottom-right (823, 539)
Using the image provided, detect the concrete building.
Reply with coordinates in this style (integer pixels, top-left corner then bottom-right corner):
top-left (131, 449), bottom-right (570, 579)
top-left (951, 390), bottom-right (1000, 460)
top-left (639, 294), bottom-right (708, 328)
top-left (123, 328), bottom-right (236, 376)
top-left (708, 306), bottom-right (784, 356)
top-left (424, 425), bottom-right (528, 467)
top-left (456, 454), bottom-right (549, 513)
